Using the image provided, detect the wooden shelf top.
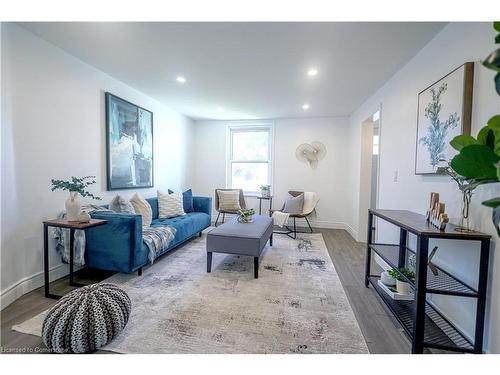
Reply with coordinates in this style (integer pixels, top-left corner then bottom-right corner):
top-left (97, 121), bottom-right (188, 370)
top-left (369, 209), bottom-right (491, 240)
top-left (43, 218), bottom-right (108, 229)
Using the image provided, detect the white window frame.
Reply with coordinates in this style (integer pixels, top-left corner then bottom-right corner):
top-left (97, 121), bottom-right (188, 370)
top-left (226, 122), bottom-right (274, 195)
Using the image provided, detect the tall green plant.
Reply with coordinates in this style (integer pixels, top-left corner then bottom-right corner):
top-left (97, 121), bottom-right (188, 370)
top-left (449, 22), bottom-right (500, 235)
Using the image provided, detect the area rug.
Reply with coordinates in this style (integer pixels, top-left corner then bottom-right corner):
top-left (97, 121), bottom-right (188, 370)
top-left (13, 230), bottom-right (368, 353)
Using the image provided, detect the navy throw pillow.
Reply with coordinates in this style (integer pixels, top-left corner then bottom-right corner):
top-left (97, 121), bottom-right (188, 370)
top-left (168, 189), bottom-right (194, 213)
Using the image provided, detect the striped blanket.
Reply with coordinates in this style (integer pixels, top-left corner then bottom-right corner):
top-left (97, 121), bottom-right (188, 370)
top-left (54, 205), bottom-right (176, 267)
top-left (142, 226), bottom-right (177, 264)
top-left (54, 205), bottom-right (112, 266)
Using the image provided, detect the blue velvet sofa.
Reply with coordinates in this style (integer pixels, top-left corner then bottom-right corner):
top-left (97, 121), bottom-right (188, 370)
top-left (84, 196), bottom-right (212, 274)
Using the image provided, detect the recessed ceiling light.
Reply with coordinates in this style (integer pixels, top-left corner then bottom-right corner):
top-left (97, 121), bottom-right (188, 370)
top-left (307, 68), bottom-right (318, 77)
top-left (176, 76), bottom-right (186, 83)
top-left (302, 104), bottom-right (310, 110)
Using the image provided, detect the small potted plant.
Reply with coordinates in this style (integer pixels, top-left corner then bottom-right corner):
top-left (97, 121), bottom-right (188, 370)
top-left (260, 184), bottom-right (271, 198)
top-left (237, 208), bottom-right (255, 223)
top-left (388, 268), bottom-right (416, 295)
top-left (380, 270), bottom-right (396, 286)
top-left (51, 176), bottom-right (101, 221)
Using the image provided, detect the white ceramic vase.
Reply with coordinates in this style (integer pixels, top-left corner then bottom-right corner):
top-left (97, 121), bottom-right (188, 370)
top-left (381, 271), bottom-right (396, 286)
top-left (65, 191), bottom-right (81, 221)
top-left (396, 280), bottom-right (410, 295)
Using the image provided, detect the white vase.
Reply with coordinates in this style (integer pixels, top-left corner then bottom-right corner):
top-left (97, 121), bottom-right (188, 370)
top-left (381, 271), bottom-right (396, 286)
top-left (65, 191), bottom-right (81, 222)
top-left (396, 280), bottom-right (410, 295)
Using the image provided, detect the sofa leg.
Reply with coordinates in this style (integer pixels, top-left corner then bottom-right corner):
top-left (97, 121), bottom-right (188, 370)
top-left (138, 267), bottom-right (143, 276)
top-left (199, 231), bottom-right (202, 237)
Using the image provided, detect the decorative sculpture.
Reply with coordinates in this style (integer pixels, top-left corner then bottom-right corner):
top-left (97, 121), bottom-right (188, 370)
top-left (295, 141), bottom-right (327, 169)
top-left (425, 192), bottom-right (449, 230)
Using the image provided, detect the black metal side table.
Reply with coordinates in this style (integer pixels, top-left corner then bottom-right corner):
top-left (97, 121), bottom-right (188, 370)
top-left (43, 218), bottom-right (107, 299)
top-left (257, 196), bottom-right (273, 217)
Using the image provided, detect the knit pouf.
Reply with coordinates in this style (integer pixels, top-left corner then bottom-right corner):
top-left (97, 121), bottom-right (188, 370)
top-left (42, 283), bottom-right (131, 353)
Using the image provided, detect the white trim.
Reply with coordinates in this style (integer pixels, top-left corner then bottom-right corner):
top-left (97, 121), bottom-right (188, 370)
top-left (1, 263), bottom-right (68, 310)
top-left (208, 213), bottom-right (357, 239)
top-left (225, 121), bottom-right (275, 194)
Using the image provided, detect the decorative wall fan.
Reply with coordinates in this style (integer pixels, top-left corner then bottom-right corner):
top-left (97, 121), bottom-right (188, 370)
top-left (295, 141), bottom-right (327, 169)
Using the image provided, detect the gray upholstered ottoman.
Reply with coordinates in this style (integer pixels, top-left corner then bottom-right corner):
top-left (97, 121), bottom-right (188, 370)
top-left (207, 215), bottom-right (273, 278)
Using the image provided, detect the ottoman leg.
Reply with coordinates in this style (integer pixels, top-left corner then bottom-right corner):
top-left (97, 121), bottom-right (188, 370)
top-left (254, 257), bottom-right (259, 279)
top-left (207, 252), bottom-right (212, 273)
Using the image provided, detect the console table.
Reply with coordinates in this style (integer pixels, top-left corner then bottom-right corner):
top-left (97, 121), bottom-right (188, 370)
top-left (43, 218), bottom-right (107, 299)
top-left (365, 209), bottom-right (491, 354)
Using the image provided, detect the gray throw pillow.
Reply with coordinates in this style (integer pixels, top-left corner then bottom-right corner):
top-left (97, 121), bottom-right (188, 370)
top-left (109, 195), bottom-right (136, 214)
top-left (283, 193), bottom-right (304, 214)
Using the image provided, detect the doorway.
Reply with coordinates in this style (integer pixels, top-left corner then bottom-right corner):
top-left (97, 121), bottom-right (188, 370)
top-left (357, 110), bottom-right (381, 242)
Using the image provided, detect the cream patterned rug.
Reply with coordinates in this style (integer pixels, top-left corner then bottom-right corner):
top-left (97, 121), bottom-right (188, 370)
top-left (13, 230), bottom-right (368, 353)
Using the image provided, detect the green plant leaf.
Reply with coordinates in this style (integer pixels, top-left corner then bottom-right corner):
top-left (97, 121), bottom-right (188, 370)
top-left (483, 197), bottom-right (500, 208)
top-left (494, 22), bottom-right (500, 32)
top-left (483, 48), bottom-right (500, 72)
top-left (477, 126), bottom-right (491, 144)
top-left (496, 73), bottom-right (500, 96)
top-left (477, 127), bottom-right (497, 152)
top-left (496, 33), bottom-right (500, 44)
top-left (450, 135), bottom-right (479, 151)
top-left (488, 115), bottom-right (500, 130)
top-left (450, 144), bottom-right (500, 179)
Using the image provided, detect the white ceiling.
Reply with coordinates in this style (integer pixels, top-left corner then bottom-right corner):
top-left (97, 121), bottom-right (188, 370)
top-left (20, 22), bottom-right (446, 120)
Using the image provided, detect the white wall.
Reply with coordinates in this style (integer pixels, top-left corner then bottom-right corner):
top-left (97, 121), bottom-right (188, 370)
top-left (348, 22), bottom-right (500, 352)
top-left (192, 117), bottom-right (354, 234)
top-left (0, 23), bottom-right (194, 308)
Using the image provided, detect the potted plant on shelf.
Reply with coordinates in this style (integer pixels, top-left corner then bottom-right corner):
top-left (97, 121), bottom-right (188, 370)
top-left (51, 176), bottom-right (101, 221)
top-left (237, 208), bottom-right (255, 223)
top-left (388, 268), bottom-right (416, 295)
top-left (380, 270), bottom-right (396, 286)
top-left (260, 184), bottom-right (271, 197)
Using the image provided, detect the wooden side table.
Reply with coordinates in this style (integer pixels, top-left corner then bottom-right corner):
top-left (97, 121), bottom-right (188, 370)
top-left (43, 218), bottom-right (107, 299)
top-left (257, 196), bottom-right (273, 217)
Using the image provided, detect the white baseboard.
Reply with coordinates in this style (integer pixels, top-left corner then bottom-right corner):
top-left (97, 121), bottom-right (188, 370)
top-left (1, 264), bottom-right (68, 310)
top-left (210, 214), bottom-right (359, 240)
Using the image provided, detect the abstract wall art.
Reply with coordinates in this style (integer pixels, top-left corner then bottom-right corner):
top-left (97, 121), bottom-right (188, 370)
top-left (105, 93), bottom-right (153, 190)
top-left (415, 62), bottom-right (474, 175)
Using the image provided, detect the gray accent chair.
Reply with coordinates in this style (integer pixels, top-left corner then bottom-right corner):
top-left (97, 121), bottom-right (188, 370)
top-left (214, 188), bottom-right (246, 226)
top-left (273, 190), bottom-right (318, 239)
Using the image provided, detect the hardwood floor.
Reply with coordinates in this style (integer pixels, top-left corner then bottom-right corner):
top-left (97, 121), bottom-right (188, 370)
top-left (0, 228), bottom-right (409, 354)
top-left (317, 228), bottom-right (410, 353)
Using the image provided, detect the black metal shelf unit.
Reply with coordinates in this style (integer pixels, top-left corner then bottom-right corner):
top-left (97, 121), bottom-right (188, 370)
top-left (365, 209), bottom-right (491, 354)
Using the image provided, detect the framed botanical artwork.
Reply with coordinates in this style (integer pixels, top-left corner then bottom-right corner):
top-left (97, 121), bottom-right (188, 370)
top-left (415, 62), bottom-right (474, 175)
top-left (105, 92), bottom-right (154, 190)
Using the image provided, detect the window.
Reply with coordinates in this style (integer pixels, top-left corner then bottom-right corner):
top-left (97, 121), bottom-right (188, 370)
top-left (227, 124), bottom-right (273, 194)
